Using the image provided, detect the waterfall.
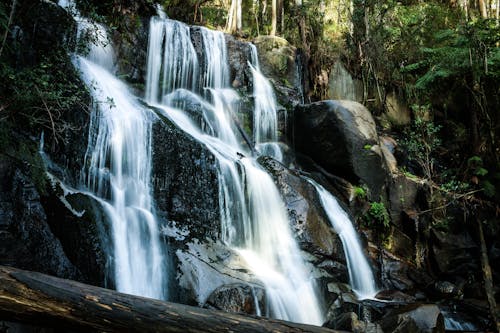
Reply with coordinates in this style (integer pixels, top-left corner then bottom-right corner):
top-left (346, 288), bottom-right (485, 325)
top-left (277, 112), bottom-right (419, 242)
top-left (308, 179), bottom-right (378, 299)
top-left (146, 16), bottom-right (323, 325)
top-left (249, 45), bottom-right (282, 162)
top-left (146, 17), bottom-right (199, 103)
top-left (62, 0), bottom-right (167, 299)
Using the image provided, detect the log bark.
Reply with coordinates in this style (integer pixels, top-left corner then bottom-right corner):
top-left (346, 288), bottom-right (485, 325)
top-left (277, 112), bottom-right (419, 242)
top-left (0, 266), bottom-right (337, 333)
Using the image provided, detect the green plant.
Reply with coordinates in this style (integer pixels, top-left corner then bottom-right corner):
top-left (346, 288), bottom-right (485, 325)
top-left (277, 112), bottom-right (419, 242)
top-left (353, 186), bottom-right (367, 199)
top-left (365, 201), bottom-right (390, 229)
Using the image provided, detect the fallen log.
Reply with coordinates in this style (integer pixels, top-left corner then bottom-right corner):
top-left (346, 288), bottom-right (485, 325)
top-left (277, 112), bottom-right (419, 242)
top-left (0, 266), bottom-right (337, 333)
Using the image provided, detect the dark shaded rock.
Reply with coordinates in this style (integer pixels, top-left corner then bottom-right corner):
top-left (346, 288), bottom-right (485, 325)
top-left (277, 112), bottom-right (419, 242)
top-left (151, 113), bottom-right (220, 242)
top-left (258, 156), bottom-right (345, 263)
top-left (14, 1), bottom-right (76, 65)
top-left (292, 100), bottom-right (388, 199)
top-left (375, 290), bottom-right (416, 303)
top-left (205, 283), bottom-right (265, 316)
top-left (41, 179), bottom-right (112, 287)
top-left (226, 35), bottom-right (253, 91)
top-left (430, 230), bottom-right (479, 276)
top-left (379, 304), bottom-right (444, 333)
top-left (114, 16), bottom-right (150, 88)
top-left (431, 281), bottom-right (461, 299)
top-left (0, 157), bottom-right (78, 280)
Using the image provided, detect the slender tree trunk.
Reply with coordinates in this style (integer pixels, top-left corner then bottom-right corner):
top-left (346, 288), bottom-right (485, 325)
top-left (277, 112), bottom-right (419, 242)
top-left (271, 0), bottom-right (277, 35)
top-left (0, 0), bottom-right (17, 59)
top-left (478, 0), bottom-right (488, 18)
top-left (477, 220), bottom-right (500, 332)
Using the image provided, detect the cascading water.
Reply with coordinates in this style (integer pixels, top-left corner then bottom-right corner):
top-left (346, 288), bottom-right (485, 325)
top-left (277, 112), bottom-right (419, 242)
top-left (248, 45), bottom-right (282, 161)
top-left (61, 0), bottom-right (167, 299)
top-left (308, 179), bottom-right (378, 299)
top-left (145, 15), bottom-right (323, 325)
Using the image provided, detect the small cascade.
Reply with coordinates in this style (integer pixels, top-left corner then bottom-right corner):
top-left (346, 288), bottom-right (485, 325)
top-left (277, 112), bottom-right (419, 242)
top-left (146, 18), bottom-right (199, 103)
top-left (308, 179), bottom-right (378, 299)
top-left (61, 0), bottom-right (167, 299)
top-left (146, 16), bottom-right (323, 325)
top-left (248, 44), bottom-right (282, 162)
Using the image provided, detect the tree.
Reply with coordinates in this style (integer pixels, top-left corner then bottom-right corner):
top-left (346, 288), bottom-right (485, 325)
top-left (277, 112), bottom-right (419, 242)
top-left (226, 0), bottom-right (242, 33)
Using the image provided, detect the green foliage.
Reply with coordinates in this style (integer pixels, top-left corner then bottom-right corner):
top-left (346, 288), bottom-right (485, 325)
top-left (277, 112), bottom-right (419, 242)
top-left (353, 186), bottom-right (367, 199)
top-left (365, 201), bottom-right (390, 229)
top-left (401, 104), bottom-right (441, 180)
top-left (0, 50), bottom-right (88, 142)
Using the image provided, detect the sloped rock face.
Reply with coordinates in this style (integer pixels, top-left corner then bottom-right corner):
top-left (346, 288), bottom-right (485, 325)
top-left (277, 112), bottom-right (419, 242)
top-left (0, 158), bottom-right (78, 280)
top-left (258, 156), bottom-right (348, 283)
top-left (292, 100), bottom-right (388, 199)
top-left (151, 115), bottom-right (220, 243)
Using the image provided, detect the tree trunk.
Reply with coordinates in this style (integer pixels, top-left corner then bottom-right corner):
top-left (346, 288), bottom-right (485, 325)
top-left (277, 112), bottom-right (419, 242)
top-left (271, 0), bottom-right (277, 35)
top-left (0, 266), bottom-right (337, 333)
top-left (477, 220), bottom-right (500, 332)
top-left (478, 0), bottom-right (488, 18)
top-left (0, 0), bottom-right (18, 59)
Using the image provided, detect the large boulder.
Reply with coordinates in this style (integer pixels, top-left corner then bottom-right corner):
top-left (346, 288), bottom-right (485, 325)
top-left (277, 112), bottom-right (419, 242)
top-left (292, 100), bottom-right (389, 199)
top-left (379, 304), bottom-right (445, 333)
top-left (204, 283), bottom-right (265, 316)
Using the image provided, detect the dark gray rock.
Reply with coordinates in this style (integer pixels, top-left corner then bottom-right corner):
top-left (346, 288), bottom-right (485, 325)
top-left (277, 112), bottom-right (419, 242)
top-left (205, 283), bottom-right (265, 315)
top-left (379, 304), bottom-right (445, 333)
top-left (292, 100), bottom-right (388, 199)
top-left (151, 113), bottom-right (220, 243)
top-left (258, 157), bottom-right (345, 263)
top-left (0, 157), bottom-right (79, 280)
top-left (430, 230), bottom-right (479, 276)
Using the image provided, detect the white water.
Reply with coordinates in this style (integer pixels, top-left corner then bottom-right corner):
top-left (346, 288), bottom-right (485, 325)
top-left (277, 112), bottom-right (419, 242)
top-left (308, 179), bottom-right (378, 299)
top-left (249, 44), bottom-right (282, 162)
top-left (146, 16), bottom-right (323, 325)
top-left (61, 0), bottom-right (167, 299)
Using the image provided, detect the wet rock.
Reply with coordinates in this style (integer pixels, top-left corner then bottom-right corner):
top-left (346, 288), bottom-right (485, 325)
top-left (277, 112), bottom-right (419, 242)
top-left (226, 35), bottom-right (253, 92)
top-left (253, 35), bottom-right (301, 108)
top-left (176, 240), bottom-right (262, 306)
top-left (375, 290), bottom-right (416, 303)
top-left (431, 281), bottom-right (461, 299)
top-left (379, 304), bottom-right (445, 333)
top-left (292, 100), bottom-right (388, 199)
top-left (0, 158), bottom-right (79, 280)
top-left (151, 114), bottom-right (220, 243)
top-left (205, 283), bottom-right (265, 316)
top-left (258, 156), bottom-right (345, 263)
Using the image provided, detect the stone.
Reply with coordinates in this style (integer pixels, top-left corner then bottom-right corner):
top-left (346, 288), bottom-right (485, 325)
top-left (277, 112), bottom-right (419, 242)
top-left (375, 290), bottom-right (416, 303)
top-left (430, 229), bottom-right (479, 275)
top-left (383, 91), bottom-right (411, 127)
top-left (432, 281), bottom-right (461, 299)
top-left (205, 283), bottom-right (265, 316)
top-left (258, 157), bottom-right (345, 263)
top-left (0, 158), bottom-right (79, 281)
top-left (292, 100), bottom-right (388, 199)
top-left (151, 113), bottom-right (220, 243)
top-left (379, 304), bottom-right (445, 333)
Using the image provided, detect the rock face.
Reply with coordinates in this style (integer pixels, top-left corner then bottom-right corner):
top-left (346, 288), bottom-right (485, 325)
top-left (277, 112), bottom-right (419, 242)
top-left (253, 35), bottom-right (301, 108)
top-left (151, 114), bottom-right (220, 243)
top-left (0, 158), bottom-right (78, 280)
top-left (292, 100), bottom-right (388, 199)
top-left (258, 156), bottom-right (348, 283)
